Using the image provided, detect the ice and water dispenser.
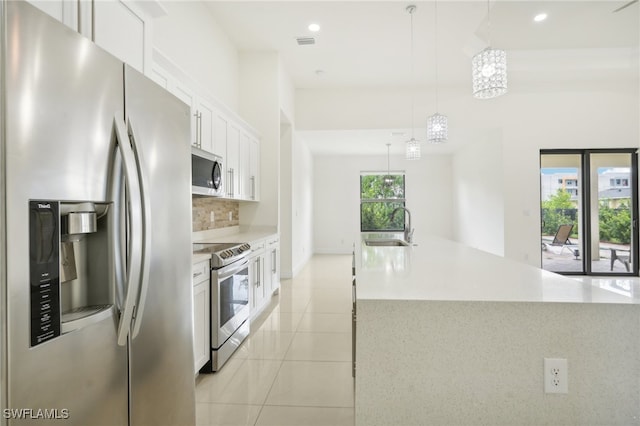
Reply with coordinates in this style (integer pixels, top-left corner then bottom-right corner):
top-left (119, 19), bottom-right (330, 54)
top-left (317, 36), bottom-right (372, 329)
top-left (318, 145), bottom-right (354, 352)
top-left (29, 200), bottom-right (114, 347)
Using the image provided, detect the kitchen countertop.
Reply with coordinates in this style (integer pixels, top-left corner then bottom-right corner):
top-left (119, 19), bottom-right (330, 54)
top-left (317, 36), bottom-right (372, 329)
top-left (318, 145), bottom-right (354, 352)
top-left (192, 226), bottom-right (278, 263)
top-left (193, 226), bottom-right (277, 244)
top-left (355, 233), bottom-right (639, 304)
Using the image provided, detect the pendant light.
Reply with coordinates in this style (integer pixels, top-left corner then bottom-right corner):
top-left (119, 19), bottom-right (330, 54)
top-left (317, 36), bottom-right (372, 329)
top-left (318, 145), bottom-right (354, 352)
top-left (472, 0), bottom-right (507, 99)
top-left (405, 5), bottom-right (420, 160)
top-left (383, 143), bottom-right (394, 188)
top-left (427, 0), bottom-right (448, 144)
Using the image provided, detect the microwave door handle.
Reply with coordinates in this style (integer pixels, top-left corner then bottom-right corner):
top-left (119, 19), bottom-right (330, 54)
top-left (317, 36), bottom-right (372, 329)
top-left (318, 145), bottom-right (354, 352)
top-left (127, 118), bottom-right (152, 341)
top-left (113, 115), bottom-right (144, 347)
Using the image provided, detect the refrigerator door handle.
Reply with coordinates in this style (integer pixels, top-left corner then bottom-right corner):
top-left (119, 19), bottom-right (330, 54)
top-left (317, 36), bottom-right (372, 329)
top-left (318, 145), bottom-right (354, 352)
top-left (127, 118), bottom-right (152, 341)
top-left (113, 115), bottom-right (144, 346)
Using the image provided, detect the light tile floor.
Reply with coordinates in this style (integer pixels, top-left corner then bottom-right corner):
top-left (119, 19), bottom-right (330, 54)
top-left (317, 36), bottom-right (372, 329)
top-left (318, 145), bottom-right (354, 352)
top-left (196, 254), bottom-right (354, 426)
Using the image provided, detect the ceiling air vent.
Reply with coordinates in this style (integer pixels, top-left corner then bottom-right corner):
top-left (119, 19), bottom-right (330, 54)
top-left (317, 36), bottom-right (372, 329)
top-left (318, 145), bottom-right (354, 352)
top-left (296, 37), bottom-right (316, 46)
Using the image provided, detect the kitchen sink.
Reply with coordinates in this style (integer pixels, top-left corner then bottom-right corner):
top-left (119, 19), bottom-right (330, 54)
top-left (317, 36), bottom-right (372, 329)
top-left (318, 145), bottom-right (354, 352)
top-left (364, 239), bottom-right (410, 247)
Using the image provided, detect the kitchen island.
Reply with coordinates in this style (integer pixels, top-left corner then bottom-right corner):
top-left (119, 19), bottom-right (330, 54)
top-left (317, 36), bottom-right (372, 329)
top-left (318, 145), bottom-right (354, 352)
top-left (354, 234), bottom-right (640, 425)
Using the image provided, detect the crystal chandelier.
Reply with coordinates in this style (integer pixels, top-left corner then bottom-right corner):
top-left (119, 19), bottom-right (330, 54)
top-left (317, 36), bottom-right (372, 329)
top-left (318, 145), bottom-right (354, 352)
top-left (427, 0), bottom-right (448, 144)
top-left (405, 5), bottom-right (420, 159)
top-left (472, 0), bottom-right (507, 99)
top-left (427, 113), bottom-right (447, 144)
top-left (406, 137), bottom-right (420, 160)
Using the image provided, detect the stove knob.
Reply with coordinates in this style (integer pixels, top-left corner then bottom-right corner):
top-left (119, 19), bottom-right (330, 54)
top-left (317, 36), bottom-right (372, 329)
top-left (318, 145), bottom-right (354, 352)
top-left (221, 251), bottom-right (229, 259)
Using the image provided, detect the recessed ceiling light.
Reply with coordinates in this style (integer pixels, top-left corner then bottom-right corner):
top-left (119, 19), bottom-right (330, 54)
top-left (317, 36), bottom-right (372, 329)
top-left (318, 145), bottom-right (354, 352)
top-left (308, 23), bottom-right (320, 32)
top-left (533, 13), bottom-right (548, 22)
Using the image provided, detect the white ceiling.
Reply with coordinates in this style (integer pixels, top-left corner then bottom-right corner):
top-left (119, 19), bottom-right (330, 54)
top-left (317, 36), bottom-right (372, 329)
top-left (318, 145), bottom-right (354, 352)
top-left (205, 1), bottom-right (639, 155)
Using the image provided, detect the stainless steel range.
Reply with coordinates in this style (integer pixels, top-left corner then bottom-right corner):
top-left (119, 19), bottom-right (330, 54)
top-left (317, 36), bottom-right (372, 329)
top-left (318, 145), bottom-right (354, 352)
top-left (193, 242), bottom-right (251, 372)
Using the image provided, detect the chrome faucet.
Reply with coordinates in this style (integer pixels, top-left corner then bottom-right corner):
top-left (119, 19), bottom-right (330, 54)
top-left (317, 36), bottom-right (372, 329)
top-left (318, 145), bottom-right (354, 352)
top-left (390, 207), bottom-right (414, 244)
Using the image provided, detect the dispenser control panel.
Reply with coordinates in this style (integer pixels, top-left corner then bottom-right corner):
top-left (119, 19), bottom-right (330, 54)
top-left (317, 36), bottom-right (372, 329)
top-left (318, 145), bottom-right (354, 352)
top-left (29, 200), bottom-right (61, 346)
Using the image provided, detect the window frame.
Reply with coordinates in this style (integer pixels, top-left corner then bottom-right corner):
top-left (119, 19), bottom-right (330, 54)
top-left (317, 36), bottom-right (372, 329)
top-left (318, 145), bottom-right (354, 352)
top-left (359, 171), bottom-right (406, 232)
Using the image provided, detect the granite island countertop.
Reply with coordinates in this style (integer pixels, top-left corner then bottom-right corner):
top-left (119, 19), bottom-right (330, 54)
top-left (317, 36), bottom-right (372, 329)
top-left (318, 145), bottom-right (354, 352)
top-left (354, 233), bottom-right (640, 425)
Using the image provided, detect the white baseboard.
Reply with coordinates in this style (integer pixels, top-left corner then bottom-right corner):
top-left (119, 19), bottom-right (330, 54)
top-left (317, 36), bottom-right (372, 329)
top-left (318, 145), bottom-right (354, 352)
top-left (314, 248), bottom-right (353, 255)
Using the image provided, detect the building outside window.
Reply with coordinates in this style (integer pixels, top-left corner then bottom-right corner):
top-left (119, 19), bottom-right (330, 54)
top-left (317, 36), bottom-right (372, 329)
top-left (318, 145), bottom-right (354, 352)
top-left (360, 173), bottom-right (406, 232)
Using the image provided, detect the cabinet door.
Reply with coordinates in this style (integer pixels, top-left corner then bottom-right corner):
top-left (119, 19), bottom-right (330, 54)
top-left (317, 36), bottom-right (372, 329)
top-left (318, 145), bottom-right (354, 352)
top-left (93, 0), bottom-right (146, 72)
top-left (249, 137), bottom-right (260, 201)
top-left (239, 132), bottom-right (251, 200)
top-left (193, 281), bottom-right (209, 373)
top-left (226, 125), bottom-right (240, 198)
top-left (213, 112), bottom-right (228, 163)
top-left (149, 63), bottom-right (172, 91)
top-left (267, 239), bottom-right (280, 293)
top-left (196, 99), bottom-right (215, 154)
top-left (27, 0), bottom-right (78, 31)
top-left (250, 254), bottom-right (265, 310)
top-left (172, 81), bottom-right (197, 148)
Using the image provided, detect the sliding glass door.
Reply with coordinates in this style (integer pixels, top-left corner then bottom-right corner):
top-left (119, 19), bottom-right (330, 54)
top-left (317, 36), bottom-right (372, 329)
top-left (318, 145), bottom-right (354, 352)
top-left (540, 150), bottom-right (638, 276)
top-left (540, 153), bottom-right (583, 273)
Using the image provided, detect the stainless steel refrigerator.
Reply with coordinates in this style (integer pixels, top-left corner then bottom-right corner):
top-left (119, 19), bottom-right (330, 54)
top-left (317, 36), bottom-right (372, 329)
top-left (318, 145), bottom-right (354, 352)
top-left (0, 1), bottom-right (196, 424)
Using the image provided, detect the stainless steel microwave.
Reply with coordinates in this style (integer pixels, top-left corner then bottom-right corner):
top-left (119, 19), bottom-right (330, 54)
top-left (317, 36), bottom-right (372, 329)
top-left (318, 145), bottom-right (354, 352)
top-left (192, 147), bottom-right (224, 197)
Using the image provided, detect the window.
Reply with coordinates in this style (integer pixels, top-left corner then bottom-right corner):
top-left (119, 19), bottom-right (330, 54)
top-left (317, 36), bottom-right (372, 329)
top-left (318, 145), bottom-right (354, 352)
top-left (360, 173), bottom-right (406, 232)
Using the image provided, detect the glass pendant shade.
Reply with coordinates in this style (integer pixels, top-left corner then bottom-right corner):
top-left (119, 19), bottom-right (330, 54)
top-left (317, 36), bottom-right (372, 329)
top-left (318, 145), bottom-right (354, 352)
top-left (472, 47), bottom-right (507, 99)
top-left (427, 113), bottom-right (448, 144)
top-left (405, 137), bottom-right (420, 160)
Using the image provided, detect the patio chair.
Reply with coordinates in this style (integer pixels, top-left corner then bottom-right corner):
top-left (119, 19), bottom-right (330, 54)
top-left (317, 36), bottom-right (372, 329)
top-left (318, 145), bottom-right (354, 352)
top-left (610, 248), bottom-right (631, 272)
top-left (543, 224), bottom-right (579, 259)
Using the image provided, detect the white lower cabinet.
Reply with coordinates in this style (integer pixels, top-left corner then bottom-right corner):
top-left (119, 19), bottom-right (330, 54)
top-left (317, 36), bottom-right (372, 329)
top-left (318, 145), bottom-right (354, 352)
top-left (192, 260), bottom-right (210, 374)
top-left (265, 236), bottom-right (280, 294)
top-left (248, 235), bottom-right (279, 319)
top-left (249, 241), bottom-right (266, 314)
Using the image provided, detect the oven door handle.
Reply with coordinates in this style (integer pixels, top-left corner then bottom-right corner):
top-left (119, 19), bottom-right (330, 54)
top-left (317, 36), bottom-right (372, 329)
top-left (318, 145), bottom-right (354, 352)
top-left (217, 258), bottom-right (250, 281)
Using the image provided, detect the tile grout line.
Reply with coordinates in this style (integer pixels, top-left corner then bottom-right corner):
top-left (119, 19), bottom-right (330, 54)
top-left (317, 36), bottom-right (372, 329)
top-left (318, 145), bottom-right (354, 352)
top-left (252, 283), bottom-right (308, 426)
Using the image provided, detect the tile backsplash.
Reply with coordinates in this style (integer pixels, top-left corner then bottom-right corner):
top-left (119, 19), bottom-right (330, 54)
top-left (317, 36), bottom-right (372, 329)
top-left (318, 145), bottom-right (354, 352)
top-left (192, 197), bottom-right (239, 231)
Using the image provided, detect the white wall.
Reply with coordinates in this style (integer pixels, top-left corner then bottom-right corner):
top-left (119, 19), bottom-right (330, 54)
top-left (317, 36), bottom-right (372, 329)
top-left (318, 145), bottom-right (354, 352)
top-left (298, 83), bottom-right (639, 265)
top-left (452, 130), bottom-right (504, 256)
top-left (279, 118), bottom-right (293, 278)
top-left (500, 89), bottom-right (639, 265)
top-left (238, 52), bottom-right (281, 229)
top-left (292, 136), bottom-right (314, 275)
top-left (152, 1), bottom-right (239, 110)
top-left (312, 154), bottom-right (453, 254)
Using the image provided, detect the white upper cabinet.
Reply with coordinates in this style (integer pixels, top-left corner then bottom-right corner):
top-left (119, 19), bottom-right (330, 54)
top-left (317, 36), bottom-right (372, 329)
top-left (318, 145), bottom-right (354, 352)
top-left (196, 98), bottom-right (215, 154)
top-left (172, 80), bottom-right (198, 147)
top-left (213, 112), bottom-right (229, 163)
top-left (150, 50), bottom-right (260, 201)
top-left (27, 0), bottom-right (79, 31)
top-left (93, 1), bottom-right (148, 73)
top-left (238, 130), bottom-right (260, 201)
top-left (249, 136), bottom-right (260, 201)
top-left (28, 0), bottom-right (160, 72)
top-left (226, 124), bottom-right (241, 199)
top-left (149, 63), bottom-right (171, 91)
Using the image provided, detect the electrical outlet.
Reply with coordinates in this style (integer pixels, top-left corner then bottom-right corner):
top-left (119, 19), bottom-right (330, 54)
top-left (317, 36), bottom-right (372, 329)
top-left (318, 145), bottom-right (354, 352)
top-left (544, 358), bottom-right (568, 394)
top-left (228, 211), bottom-right (233, 221)
top-left (210, 212), bottom-right (215, 223)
